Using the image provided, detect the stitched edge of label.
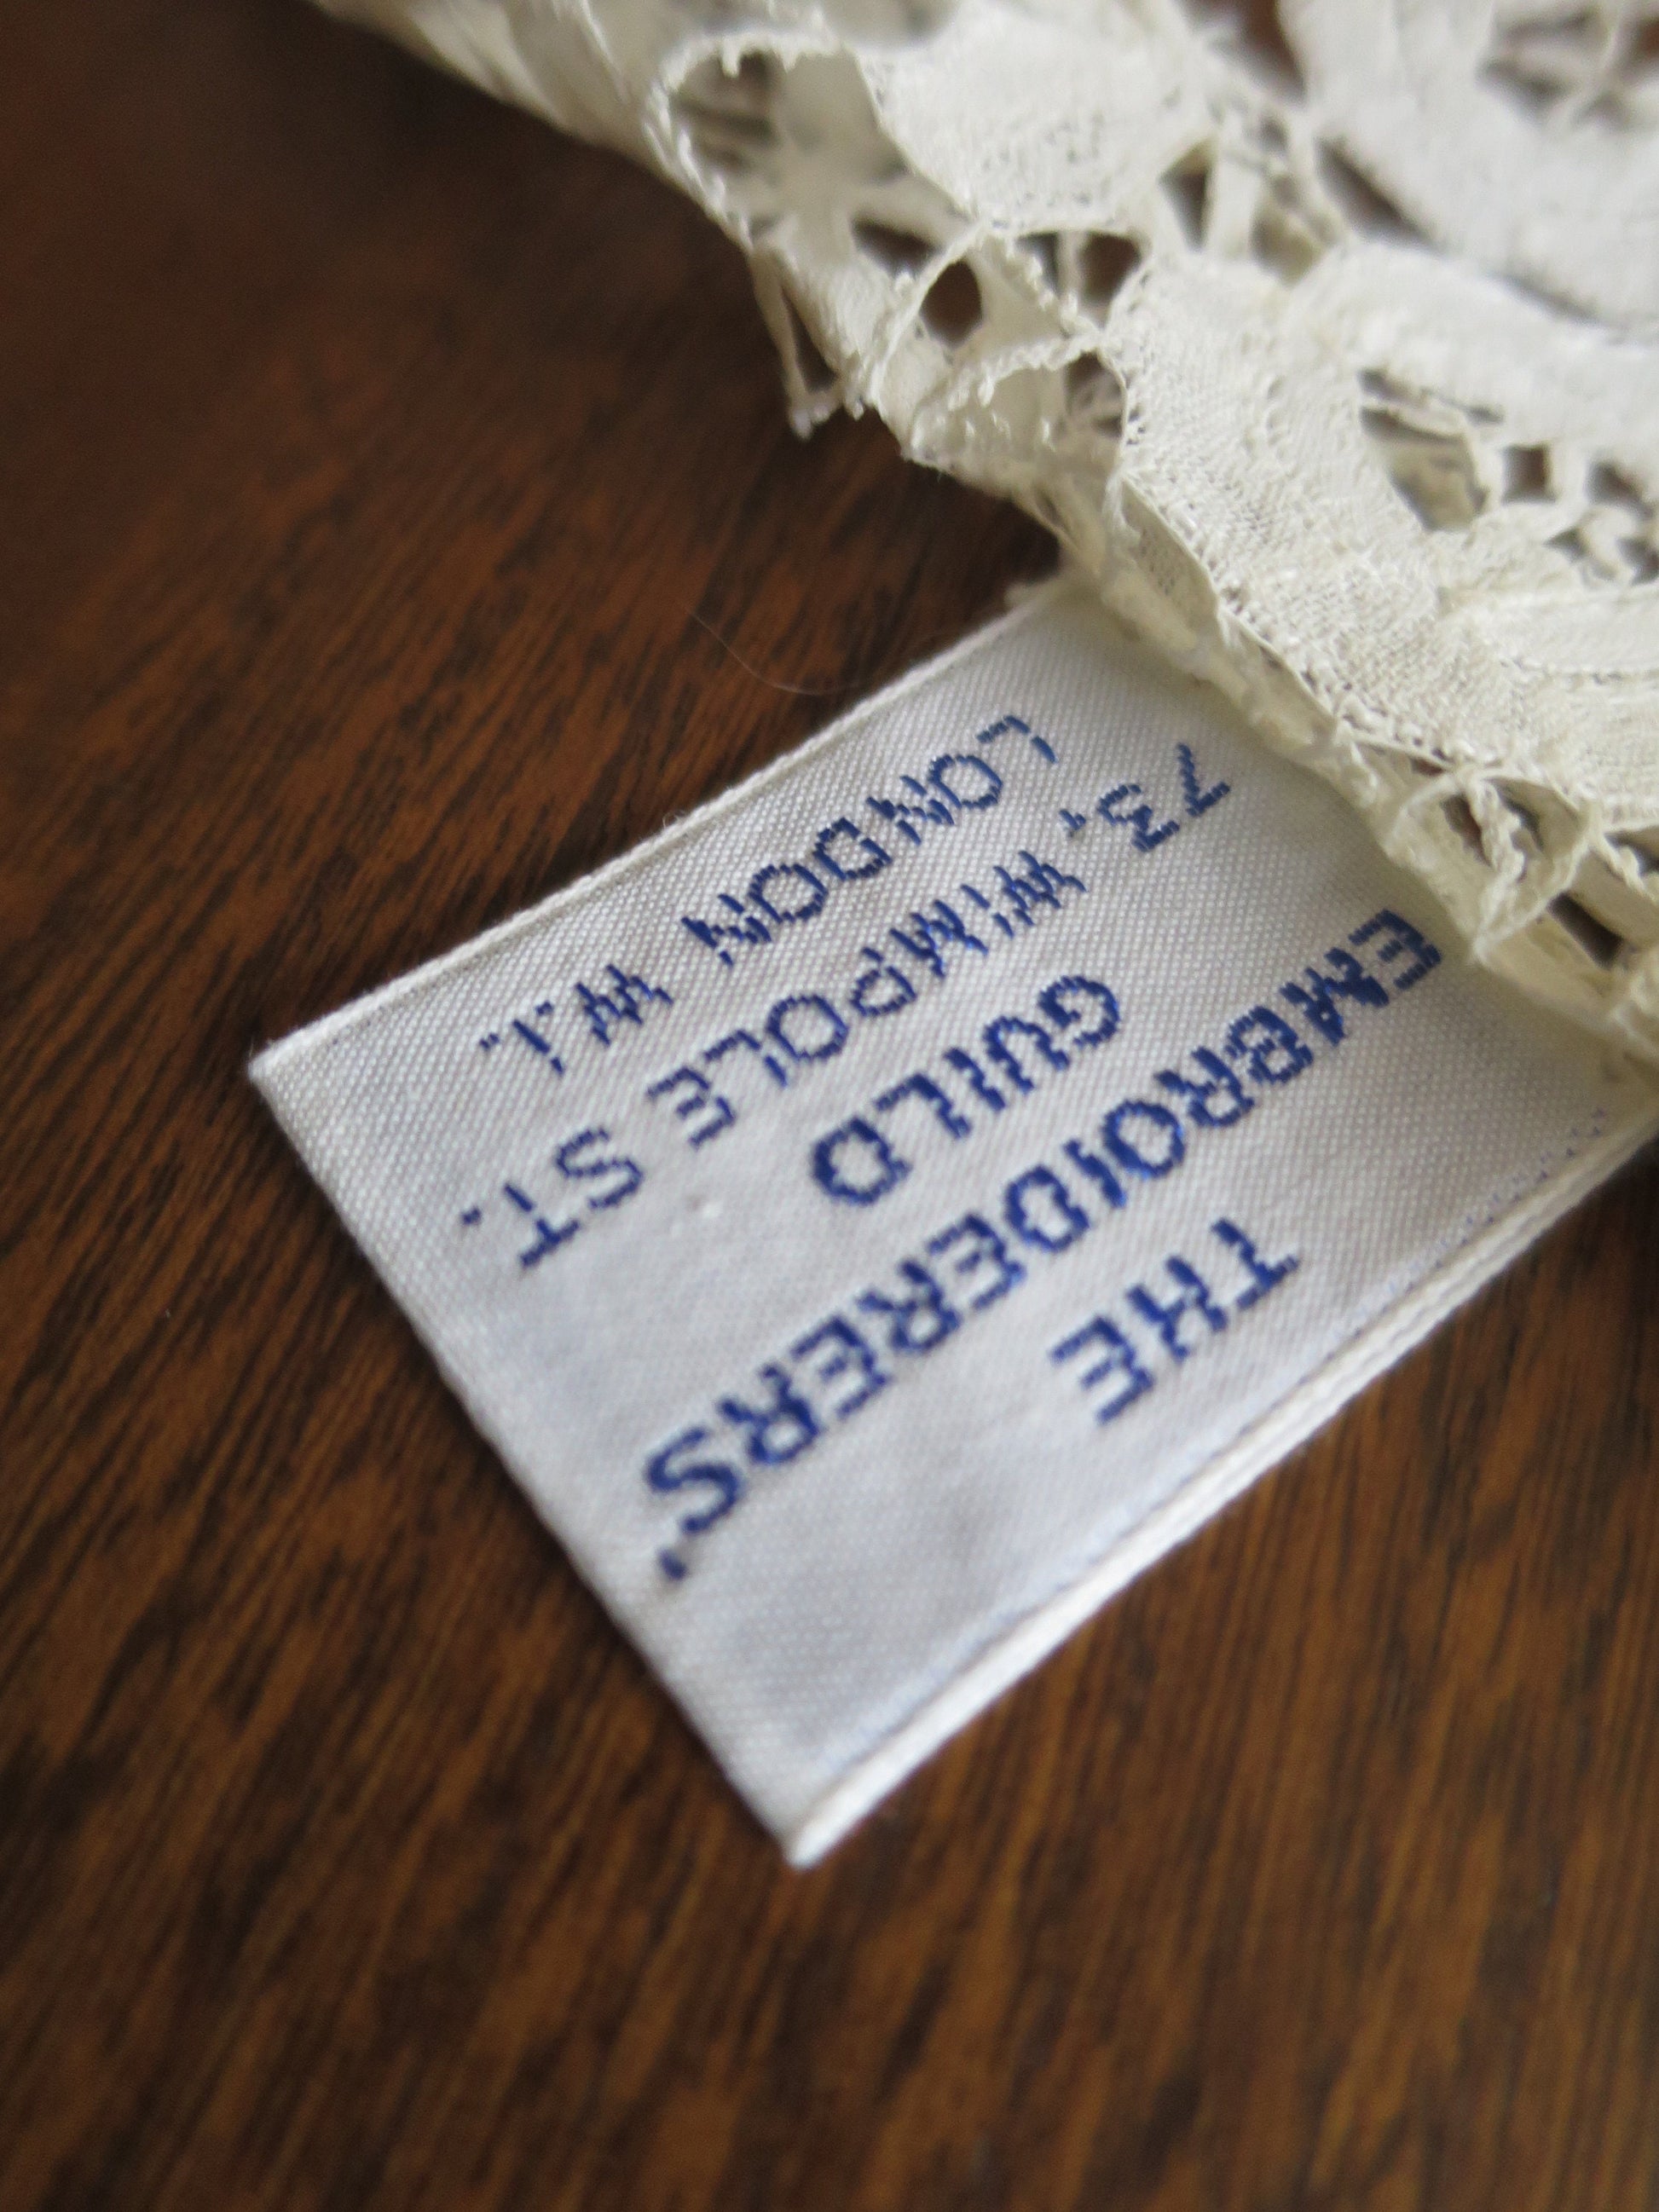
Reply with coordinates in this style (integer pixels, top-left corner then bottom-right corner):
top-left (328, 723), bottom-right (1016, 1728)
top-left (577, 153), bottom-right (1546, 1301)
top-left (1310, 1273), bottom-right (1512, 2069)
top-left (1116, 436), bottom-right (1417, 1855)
top-left (783, 1104), bottom-right (1656, 1863)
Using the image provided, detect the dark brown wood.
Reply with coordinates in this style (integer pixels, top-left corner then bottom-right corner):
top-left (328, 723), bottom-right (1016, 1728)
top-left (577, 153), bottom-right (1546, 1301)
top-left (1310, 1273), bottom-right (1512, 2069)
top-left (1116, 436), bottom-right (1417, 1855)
top-left (4, 6), bottom-right (1658, 2207)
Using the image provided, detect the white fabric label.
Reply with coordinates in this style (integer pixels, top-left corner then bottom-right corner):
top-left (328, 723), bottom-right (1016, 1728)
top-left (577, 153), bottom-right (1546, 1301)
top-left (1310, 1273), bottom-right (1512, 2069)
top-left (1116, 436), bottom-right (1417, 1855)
top-left (253, 581), bottom-right (1658, 1863)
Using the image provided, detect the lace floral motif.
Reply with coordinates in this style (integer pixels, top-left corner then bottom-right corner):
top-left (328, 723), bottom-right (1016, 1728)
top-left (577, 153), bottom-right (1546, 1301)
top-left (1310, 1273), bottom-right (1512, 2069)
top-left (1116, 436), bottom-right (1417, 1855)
top-left (321, 0), bottom-right (1659, 1061)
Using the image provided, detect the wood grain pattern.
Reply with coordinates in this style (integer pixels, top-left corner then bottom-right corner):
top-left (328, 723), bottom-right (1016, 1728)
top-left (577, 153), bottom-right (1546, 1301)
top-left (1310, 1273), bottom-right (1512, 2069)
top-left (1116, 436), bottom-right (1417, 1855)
top-left (4, 6), bottom-right (1658, 2207)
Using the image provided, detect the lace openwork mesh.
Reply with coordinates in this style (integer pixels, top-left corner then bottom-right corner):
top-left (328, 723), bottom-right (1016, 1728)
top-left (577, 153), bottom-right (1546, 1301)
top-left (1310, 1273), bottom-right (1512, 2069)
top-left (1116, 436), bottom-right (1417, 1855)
top-left (317, 0), bottom-right (1659, 1064)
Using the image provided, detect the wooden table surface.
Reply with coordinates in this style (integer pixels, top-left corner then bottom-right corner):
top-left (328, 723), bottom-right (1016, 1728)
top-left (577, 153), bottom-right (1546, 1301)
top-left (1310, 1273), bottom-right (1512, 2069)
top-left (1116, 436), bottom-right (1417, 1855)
top-left (6, 5), bottom-right (1659, 2207)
